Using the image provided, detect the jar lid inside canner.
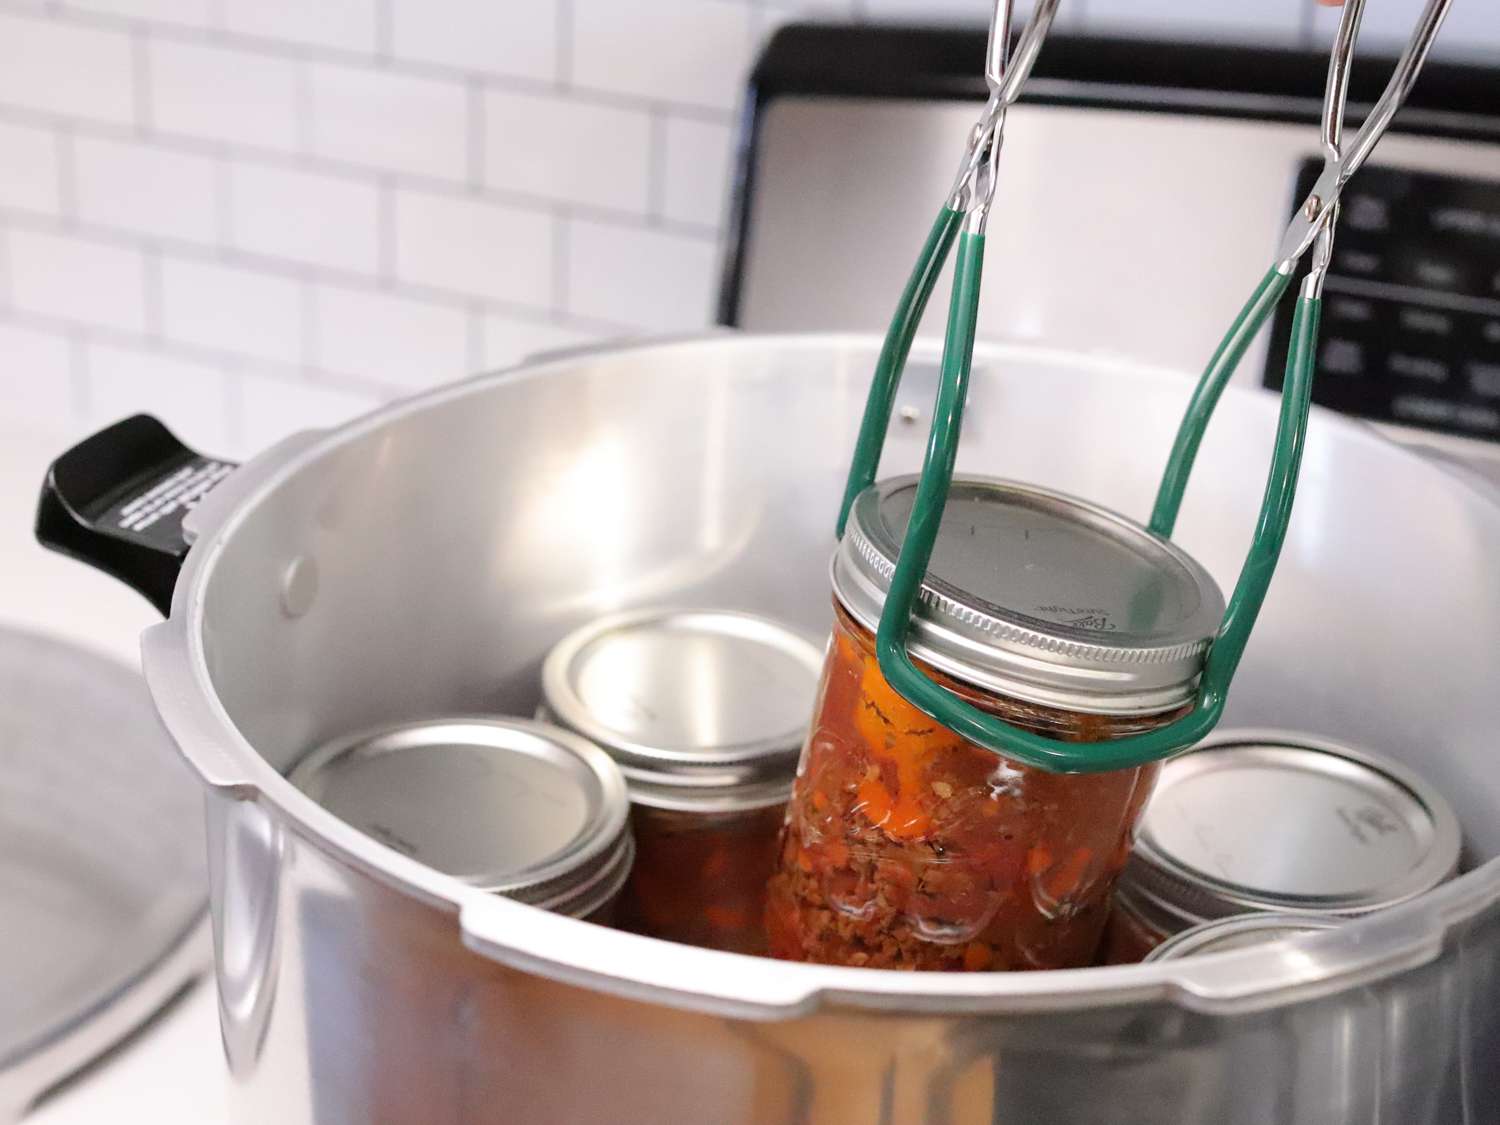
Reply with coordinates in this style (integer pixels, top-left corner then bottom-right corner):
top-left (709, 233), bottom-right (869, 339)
top-left (541, 609), bottom-right (824, 811)
top-left (1144, 913), bottom-right (1346, 962)
top-left (832, 475), bottom-right (1225, 715)
top-left (1121, 731), bottom-right (1462, 929)
top-left (289, 717), bottom-right (632, 917)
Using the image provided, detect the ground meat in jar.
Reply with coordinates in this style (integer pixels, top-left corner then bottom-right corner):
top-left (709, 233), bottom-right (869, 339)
top-left (765, 602), bottom-right (1175, 972)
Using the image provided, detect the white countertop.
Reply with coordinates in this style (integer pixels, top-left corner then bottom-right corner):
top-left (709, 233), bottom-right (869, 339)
top-left (0, 420), bottom-right (230, 1125)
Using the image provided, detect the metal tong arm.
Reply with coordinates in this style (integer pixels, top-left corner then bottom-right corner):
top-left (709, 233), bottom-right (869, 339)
top-left (1152, 0), bottom-right (1452, 538)
top-left (835, 0), bottom-right (1061, 536)
top-left (876, 271), bottom-right (1321, 773)
top-left (838, 0), bottom-right (1450, 772)
top-left (1275, 0), bottom-right (1451, 273)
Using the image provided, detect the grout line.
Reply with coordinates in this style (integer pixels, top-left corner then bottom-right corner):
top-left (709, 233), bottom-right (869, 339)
top-left (213, 155), bottom-right (233, 247)
top-left (300, 279), bottom-right (319, 368)
top-left (142, 246), bottom-right (163, 342)
top-left (131, 28), bottom-right (153, 136)
top-left (375, 0), bottom-right (393, 63)
top-left (465, 302), bottom-right (485, 373)
top-left (222, 366), bottom-right (244, 452)
top-left (0, 222), bottom-right (10, 309)
top-left (294, 60), bottom-right (315, 157)
top-left (646, 106), bottom-right (667, 227)
top-left (0, 205), bottom-right (639, 335)
top-left (556, 0), bottom-right (574, 92)
top-left (377, 176), bottom-right (396, 287)
top-left (67, 331), bottom-right (89, 421)
top-left (55, 124), bottom-right (77, 228)
top-left (466, 78), bottom-right (485, 192)
top-left (551, 210), bottom-right (569, 317)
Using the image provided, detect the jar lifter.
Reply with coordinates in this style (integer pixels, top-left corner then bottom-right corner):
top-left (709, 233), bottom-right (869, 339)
top-left (836, 0), bottom-right (1455, 773)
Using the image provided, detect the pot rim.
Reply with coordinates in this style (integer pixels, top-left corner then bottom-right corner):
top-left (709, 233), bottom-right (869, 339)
top-left (142, 331), bottom-right (1500, 1023)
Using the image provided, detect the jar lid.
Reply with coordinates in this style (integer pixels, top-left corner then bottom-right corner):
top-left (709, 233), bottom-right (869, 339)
top-left (832, 475), bottom-right (1225, 714)
top-left (289, 718), bottom-right (633, 918)
top-left (540, 609), bottom-right (824, 812)
top-left (1120, 730), bottom-right (1462, 929)
top-left (1144, 912), bottom-right (1345, 962)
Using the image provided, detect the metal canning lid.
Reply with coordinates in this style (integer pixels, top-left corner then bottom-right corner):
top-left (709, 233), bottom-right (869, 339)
top-left (289, 718), bottom-right (633, 918)
top-left (832, 475), bottom-right (1226, 714)
top-left (540, 609), bottom-right (824, 812)
top-left (1145, 913), bottom-right (1345, 962)
top-left (1121, 730), bottom-right (1462, 928)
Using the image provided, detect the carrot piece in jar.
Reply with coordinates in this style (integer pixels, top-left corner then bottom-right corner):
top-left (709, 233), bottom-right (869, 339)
top-left (963, 942), bottom-right (993, 971)
top-left (1043, 847), bottom-right (1094, 901)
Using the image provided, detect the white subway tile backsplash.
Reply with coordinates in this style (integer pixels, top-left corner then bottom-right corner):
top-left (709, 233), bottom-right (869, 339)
top-left (661, 116), bottom-right (734, 229)
top-left (0, 319), bottom-right (74, 426)
top-left (4, 0), bottom-right (1496, 453)
top-left (389, 0), bottom-right (558, 82)
top-left (7, 229), bottom-right (147, 333)
top-left (565, 218), bottom-right (716, 332)
top-left (64, 0), bottom-right (214, 29)
top-left (1311, 0), bottom-right (1500, 57)
top-left (483, 90), bottom-right (652, 214)
top-left (313, 284), bottom-right (468, 386)
top-left (149, 40), bottom-right (302, 153)
top-left (160, 257), bottom-right (303, 364)
top-left (393, 190), bottom-right (553, 307)
top-left (481, 312), bottom-right (609, 371)
top-left (86, 340), bottom-right (232, 451)
top-left (1089, 0), bottom-right (1303, 42)
top-left (229, 163), bottom-right (380, 274)
top-left (0, 13), bottom-right (135, 126)
top-left (222, 0), bottom-right (379, 55)
top-left (309, 64), bottom-right (468, 181)
top-left (572, 0), bottom-right (754, 110)
top-left (0, 121), bottom-right (62, 216)
top-left (73, 136), bottom-right (219, 244)
top-left (237, 371), bottom-right (379, 453)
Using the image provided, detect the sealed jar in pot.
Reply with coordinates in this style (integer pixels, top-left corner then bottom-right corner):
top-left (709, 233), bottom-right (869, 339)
top-left (1103, 731), bottom-right (1462, 963)
top-left (288, 717), bottom-right (634, 922)
top-left (1144, 913), bottom-right (1345, 962)
top-left (541, 609), bottom-right (823, 954)
top-left (765, 476), bottom-right (1226, 971)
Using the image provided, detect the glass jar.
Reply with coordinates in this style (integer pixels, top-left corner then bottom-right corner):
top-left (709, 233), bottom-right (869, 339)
top-left (288, 717), bottom-right (635, 921)
top-left (766, 476), bottom-right (1227, 971)
top-left (541, 608), bottom-right (824, 955)
top-left (1103, 731), bottom-right (1462, 963)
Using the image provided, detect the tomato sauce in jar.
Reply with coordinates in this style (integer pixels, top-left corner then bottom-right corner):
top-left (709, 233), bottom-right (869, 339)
top-left (766, 476), bottom-right (1225, 971)
top-left (542, 609), bottom-right (823, 955)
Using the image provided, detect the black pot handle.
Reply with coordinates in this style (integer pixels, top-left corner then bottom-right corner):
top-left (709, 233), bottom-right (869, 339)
top-left (35, 415), bottom-right (238, 615)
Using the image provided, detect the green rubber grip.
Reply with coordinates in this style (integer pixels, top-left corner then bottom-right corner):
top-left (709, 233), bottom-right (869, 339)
top-left (836, 207), bottom-right (964, 538)
top-left (870, 273), bottom-right (1322, 773)
top-left (1150, 267), bottom-right (1295, 538)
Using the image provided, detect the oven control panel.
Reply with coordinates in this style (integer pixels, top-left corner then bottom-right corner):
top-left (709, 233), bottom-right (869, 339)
top-left (1263, 163), bottom-right (1500, 444)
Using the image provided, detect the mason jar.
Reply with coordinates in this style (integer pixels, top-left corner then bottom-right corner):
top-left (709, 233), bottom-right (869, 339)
top-left (542, 608), bottom-right (823, 954)
top-left (1103, 731), bottom-right (1462, 963)
top-left (765, 475), bottom-right (1226, 971)
top-left (289, 717), bottom-right (635, 922)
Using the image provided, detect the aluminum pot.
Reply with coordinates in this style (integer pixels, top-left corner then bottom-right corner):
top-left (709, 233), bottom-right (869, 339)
top-left (35, 335), bottom-right (1500, 1124)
